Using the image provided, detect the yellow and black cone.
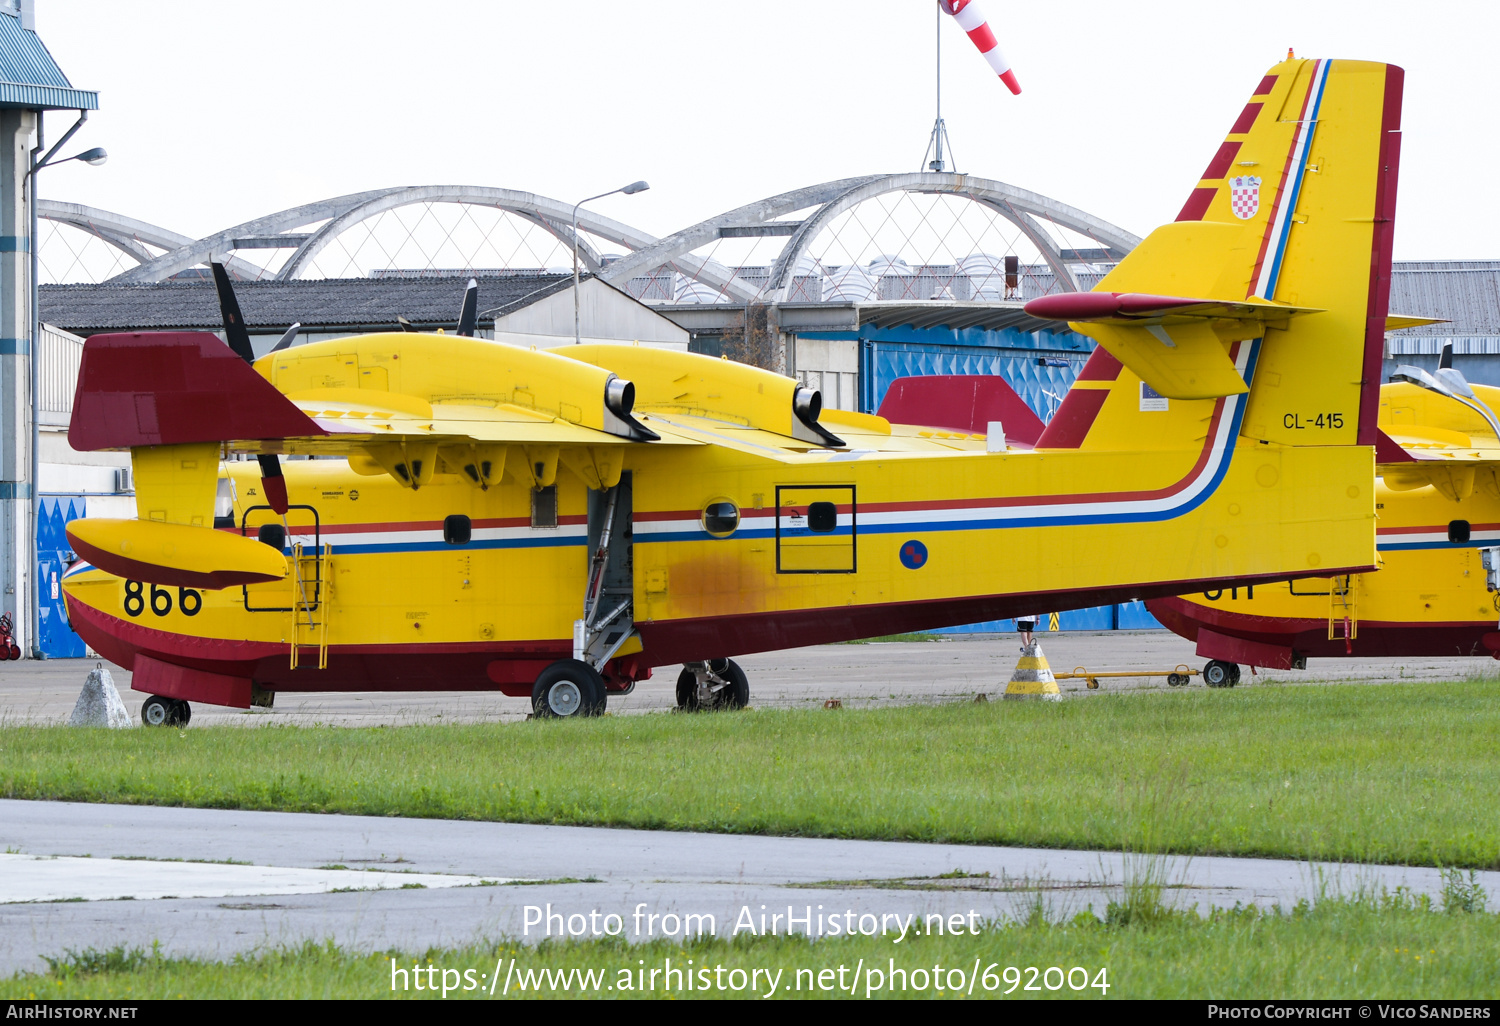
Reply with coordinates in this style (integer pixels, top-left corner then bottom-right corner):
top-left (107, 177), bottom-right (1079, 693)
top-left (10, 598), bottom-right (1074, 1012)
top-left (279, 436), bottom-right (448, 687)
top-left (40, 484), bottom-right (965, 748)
top-left (1004, 641), bottom-right (1062, 701)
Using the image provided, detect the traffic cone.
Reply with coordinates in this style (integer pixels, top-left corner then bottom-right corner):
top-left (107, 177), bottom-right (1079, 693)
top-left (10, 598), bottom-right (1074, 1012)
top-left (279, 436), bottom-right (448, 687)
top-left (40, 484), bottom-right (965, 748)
top-left (1004, 641), bottom-right (1062, 701)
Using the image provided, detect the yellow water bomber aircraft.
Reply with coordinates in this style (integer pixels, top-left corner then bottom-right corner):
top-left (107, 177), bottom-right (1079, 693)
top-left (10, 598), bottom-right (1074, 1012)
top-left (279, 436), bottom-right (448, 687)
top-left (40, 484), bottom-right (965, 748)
top-left (63, 56), bottom-right (1402, 723)
top-left (1150, 344), bottom-right (1500, 684)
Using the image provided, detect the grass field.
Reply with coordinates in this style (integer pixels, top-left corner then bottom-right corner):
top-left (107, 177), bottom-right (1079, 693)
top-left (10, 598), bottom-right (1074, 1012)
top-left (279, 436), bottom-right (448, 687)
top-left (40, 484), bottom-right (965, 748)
top-left (5, 894), bottom-right (1497, 1000)
top-left (3, 681), bottom-right (1497, 867)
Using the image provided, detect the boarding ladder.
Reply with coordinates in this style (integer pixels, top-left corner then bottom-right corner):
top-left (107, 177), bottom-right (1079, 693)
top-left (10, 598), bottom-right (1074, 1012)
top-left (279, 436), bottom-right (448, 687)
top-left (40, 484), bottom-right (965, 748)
top-left (288, 542), bottom-right (332, 669)
top-left (1328, 574), bottom-right (1358, 653)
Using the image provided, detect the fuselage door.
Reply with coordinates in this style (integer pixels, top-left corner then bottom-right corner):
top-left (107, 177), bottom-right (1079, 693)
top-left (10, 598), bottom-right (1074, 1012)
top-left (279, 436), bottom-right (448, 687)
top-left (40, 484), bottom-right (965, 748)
top-left (776, 485), bottom-right (855, 573)
top-left (240, 503), bottom-right (321, 612)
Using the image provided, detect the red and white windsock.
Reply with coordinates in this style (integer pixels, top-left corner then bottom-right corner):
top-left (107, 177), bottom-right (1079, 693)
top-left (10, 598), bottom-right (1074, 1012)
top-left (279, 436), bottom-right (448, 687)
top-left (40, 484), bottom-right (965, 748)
top-left (938, 0), bottom-right (1021, 95)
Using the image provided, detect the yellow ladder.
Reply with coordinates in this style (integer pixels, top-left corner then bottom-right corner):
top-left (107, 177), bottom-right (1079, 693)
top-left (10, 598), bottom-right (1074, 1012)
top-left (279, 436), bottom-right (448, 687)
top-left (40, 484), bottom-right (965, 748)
top-left (1328, 574), bottom-right (1358, 650)
top-left (288, 542), bottom-right (332, 670)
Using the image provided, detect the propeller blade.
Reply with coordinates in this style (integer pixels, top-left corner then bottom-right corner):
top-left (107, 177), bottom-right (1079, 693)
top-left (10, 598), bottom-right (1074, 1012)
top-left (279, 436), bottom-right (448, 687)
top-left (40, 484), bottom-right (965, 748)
top-left (1440, 342), bottom-right (1454, 370)
top-left (397, 316), bottom-right (417, 333)
top-left (456, 278), bottom-right (479, 337)
top-left (210, 262), bottom-right (256, 364)
top-left (256, 453), bottom-right (289, 516)
top-left (269, 322), bottom-right (301, 354)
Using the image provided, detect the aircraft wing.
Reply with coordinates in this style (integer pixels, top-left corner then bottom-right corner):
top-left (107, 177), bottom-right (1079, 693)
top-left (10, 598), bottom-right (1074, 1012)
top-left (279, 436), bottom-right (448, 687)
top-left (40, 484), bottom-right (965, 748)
top-left (283, 394), bottom-right (700, 449)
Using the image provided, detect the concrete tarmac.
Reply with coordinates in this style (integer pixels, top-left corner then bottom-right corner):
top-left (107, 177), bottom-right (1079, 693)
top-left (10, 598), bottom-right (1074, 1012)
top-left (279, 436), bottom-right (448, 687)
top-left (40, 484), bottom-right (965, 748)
top-left (1, 631), bottom-right (1491, 727)
top-left (3, 800), bottom-right (1497, 977)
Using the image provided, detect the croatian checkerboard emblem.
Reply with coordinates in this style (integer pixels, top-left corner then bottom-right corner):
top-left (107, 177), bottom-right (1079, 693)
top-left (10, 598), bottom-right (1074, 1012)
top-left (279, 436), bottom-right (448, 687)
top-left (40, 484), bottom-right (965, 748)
top-left (1229, 175), bottom-right (1262, 220)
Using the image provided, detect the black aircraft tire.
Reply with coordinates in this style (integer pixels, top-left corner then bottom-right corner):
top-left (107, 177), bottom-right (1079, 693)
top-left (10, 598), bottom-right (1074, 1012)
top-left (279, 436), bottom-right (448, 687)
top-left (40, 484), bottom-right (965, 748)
top-left (1228, 663), bottom-right (1242, 686)
top-left (676, 662), bottom-right (750, 711)
top-left (532, 660), bottom-right (606, 719)
top-left (714, 660), bottom-right (750, 710)
top-left (141, 695), bottom-right (172, 727)
top-left (675, 668), bottom-right (701, 712)
top-left (173, 700), bottom-right (192, 726)
top-left (1203, 660), bottom-right (1236, 688)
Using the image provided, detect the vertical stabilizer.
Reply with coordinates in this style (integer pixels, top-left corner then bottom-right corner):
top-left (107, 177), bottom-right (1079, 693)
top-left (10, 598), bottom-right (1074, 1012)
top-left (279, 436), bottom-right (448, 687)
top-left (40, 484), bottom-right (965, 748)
top-left (1030, 58), bottom-right (1402, 452)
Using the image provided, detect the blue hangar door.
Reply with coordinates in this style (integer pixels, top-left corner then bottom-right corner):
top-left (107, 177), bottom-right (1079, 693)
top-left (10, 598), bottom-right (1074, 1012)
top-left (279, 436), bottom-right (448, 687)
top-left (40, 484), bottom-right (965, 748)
top-left (37, 496), bottom-right (89, 658)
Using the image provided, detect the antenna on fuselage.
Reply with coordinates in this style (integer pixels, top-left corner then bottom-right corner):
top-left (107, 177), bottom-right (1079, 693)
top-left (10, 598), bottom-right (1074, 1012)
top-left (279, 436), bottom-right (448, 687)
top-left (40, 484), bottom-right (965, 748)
top-left (456, 278), bottom-right (479, 337)
top-left (269, 322), bottom-right (301, 354)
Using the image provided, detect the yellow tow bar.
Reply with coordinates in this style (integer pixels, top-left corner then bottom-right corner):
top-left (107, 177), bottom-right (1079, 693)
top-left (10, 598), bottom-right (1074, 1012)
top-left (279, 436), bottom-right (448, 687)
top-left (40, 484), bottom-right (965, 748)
top-left (1052, 664), bottom-right (1198, 690)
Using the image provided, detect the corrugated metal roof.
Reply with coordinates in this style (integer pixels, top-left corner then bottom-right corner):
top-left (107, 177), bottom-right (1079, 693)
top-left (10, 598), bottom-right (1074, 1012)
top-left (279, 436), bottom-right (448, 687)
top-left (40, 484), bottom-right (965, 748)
top-left (0, 9), bottom-right (96, 110)
top-left (40, 275), bottom-right (583, 335)
top-left (1388, 260), bottom-right (1500, 337)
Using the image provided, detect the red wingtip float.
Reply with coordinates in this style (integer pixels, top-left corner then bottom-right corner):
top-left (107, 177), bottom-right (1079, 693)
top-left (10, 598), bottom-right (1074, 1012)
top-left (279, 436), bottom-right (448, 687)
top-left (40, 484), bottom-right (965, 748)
top-left (939, 0), bottom-right (1021, 95)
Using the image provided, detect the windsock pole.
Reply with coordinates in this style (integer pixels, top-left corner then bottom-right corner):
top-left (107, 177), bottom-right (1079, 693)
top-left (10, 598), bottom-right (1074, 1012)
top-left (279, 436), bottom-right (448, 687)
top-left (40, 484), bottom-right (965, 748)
top-left (939, 0), bottom-right (1022, 95)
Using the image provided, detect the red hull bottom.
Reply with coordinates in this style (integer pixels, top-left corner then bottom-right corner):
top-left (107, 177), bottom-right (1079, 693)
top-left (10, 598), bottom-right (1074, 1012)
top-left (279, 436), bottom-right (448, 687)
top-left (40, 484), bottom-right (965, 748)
top-left (1147, 596), bottom-right (1500, 663)
top-left (67, 567), bottom-right (1371, 709)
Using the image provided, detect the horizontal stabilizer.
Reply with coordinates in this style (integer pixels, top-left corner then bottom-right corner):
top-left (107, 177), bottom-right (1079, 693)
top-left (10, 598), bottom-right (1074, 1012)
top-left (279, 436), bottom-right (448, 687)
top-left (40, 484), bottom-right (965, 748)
top-left (70, 332), bottom-right (327, 451)
top-left (876, 375), bottom-right (1045, 445)
top-left (1386, 314), bottom-right (1446, 331)
top-left (1025, 288), bottom-right (1313, 400)
top-left (66, 519), bottom-right (289, 590)
top-left (1025, 291), bottom-right (1321, 326)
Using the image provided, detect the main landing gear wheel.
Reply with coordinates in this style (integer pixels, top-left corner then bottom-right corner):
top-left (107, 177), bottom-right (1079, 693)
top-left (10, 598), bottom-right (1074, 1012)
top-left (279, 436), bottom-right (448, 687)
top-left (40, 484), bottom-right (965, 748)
top-left (141, 695), bottom-right (191, 727)
top-left (1203, 660), bottom-right (1240, 688)
top-left (676, 659), bottom-right (750, 711)
top-left (532, 659), bottom-right (607, 719)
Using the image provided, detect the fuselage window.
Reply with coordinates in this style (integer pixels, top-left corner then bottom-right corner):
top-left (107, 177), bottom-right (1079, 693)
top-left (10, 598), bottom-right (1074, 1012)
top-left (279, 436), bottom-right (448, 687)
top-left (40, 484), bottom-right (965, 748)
top-left (531, 486), bottom-right (558, 529)
top-left (807, 501), bottom-right (838, 533)
top-left (703, 500), bottom-right (739, 537)
top-left (444, 515), bottom-right (472, 545)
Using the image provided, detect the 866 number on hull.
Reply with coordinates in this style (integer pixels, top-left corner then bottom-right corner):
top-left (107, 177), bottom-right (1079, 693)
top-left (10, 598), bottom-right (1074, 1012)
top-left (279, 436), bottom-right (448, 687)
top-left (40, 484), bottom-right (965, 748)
top-left (123, 581), bottom-right (203, 618)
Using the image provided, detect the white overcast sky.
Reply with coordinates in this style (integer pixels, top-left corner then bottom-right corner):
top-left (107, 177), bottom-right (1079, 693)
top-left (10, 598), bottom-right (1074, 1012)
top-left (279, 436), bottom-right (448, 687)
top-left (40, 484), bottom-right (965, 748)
top-left (34, 0), bottom-right (1499, 259)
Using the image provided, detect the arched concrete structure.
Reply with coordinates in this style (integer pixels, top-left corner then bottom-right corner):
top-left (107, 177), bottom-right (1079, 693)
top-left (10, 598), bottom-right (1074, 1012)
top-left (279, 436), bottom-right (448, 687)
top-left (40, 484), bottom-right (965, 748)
top-left (598, 173), bottom-right (1138, 301)
top-left (271, 185), bottom-right (661, 281)
top-left (38, 200), bottom-right (266, 280)
top-left (40, 174), bottom-right (1138, 297)
top-left (760, 174), bottom-right (1139, 299)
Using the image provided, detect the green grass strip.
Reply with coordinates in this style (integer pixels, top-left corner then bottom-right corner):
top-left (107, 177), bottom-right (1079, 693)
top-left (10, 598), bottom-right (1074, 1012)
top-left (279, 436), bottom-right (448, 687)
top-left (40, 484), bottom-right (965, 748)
top-left (2, 681), bottom-right (1498, 867)
top-left (5, 900), bottom-right (1498, 999)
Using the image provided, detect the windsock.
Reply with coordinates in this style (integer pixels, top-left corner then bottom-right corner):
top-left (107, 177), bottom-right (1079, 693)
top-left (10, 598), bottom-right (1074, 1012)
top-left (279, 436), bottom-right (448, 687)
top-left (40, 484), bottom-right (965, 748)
top-left (938, 0), bottom-right (1021, 95)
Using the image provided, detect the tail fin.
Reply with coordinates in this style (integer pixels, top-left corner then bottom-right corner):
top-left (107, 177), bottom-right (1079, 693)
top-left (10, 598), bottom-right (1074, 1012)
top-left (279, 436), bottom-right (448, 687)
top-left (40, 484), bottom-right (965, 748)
top-left (875, 375), bottom-right (1046, 444)
top-left (1029, 58), bottom-right (1402, 449)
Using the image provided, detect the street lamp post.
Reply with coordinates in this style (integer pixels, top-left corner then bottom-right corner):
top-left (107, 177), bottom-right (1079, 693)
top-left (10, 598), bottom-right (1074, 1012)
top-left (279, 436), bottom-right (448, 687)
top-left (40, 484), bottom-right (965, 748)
top-left (571, 181), bottom-right (649, 345)
top-left (25, 110), bottom-right (105, 657)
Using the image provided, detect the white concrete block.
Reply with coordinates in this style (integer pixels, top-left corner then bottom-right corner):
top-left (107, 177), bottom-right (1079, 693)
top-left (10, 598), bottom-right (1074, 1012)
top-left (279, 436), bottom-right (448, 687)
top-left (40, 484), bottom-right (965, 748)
top-left (67, 666), bottom-right (133, 729)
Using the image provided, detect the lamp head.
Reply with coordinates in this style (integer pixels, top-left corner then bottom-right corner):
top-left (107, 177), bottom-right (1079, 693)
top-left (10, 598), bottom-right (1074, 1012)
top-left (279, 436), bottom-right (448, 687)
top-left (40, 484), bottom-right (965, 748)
top-left (621, 180), bottom-right (650, 195)
top-left (75, 147), bottom-right (107, 166)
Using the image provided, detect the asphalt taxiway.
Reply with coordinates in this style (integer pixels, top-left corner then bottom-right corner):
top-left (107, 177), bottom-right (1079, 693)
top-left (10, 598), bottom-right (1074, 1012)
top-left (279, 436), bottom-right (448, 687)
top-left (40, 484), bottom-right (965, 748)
top-left (2, 800), bottom-right (1496, 976)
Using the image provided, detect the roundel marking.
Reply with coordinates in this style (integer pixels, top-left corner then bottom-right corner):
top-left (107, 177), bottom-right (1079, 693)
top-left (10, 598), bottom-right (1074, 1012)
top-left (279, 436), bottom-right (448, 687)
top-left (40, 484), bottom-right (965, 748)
top-left (899, 539), bottom-right (928, 570)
